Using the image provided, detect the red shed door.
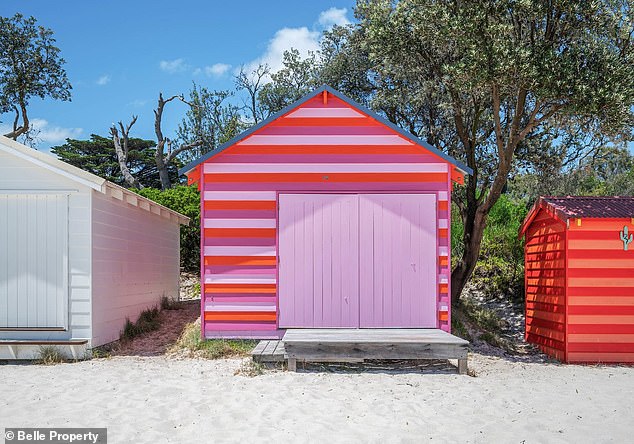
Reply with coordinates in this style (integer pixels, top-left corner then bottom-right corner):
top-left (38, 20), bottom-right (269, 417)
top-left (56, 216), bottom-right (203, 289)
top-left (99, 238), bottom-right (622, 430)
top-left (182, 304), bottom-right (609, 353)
top-left (278, 193), bottom-right (437, 328)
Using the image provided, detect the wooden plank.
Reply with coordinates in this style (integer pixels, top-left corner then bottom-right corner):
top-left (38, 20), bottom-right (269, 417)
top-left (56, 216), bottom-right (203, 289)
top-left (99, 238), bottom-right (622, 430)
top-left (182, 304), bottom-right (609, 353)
top-left (284, 343), bottom-right (467, 360)
top-left (250, 340), bottom-right (268, 358)
top-left (0, 339), bottom-right (88, 345)
top-left (262, 340), bottom-right (278, 355)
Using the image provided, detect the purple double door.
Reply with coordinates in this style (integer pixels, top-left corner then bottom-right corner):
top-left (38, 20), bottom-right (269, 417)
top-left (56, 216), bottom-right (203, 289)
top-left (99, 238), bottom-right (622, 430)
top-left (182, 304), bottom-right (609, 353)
top-left (278, 193), bottom-right (437, 328)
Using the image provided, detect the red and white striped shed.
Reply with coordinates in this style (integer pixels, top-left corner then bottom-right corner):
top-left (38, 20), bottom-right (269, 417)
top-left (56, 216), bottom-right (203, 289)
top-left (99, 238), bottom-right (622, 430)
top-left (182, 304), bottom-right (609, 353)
top-left (520, 196), bottom-right (634, 363)
top-left (180, 85), bottom-right (472, 339)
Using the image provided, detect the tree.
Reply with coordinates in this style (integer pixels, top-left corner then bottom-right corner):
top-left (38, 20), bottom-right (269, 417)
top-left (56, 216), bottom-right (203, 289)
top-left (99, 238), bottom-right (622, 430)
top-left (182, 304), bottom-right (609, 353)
top-left (326, 0), bottom-right (634, 301)
top-left (50, 134), bottom-right (175, 189)
top-left (258, 49), bottom-right (321, 116)
top-left (236, 64), bottom-right (270, 124)
top-left (0, 14), bottom-right (71, 140)
top-left (175, 84), bottom-right (243, 165)
top-left (110, 116), bottom-right (143, 189)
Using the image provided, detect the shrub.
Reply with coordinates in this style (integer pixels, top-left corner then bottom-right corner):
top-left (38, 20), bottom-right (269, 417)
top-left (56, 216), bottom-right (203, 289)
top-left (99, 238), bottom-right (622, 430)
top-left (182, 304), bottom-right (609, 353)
top-left (452, 194), bottom-right (528, 302)
top-left (137, 185), bottom-right (200, 272)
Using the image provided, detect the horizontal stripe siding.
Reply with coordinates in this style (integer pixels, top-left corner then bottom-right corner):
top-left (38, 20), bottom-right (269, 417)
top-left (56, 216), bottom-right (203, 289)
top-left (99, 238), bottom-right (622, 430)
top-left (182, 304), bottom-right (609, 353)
top-left (204, 191), bottom-right (276, 200)
top-left (204, 218), bottom-right (275, 228)
top-left (213, 154), bottom-right (442, 163)
top-left (203, 172), bottom-right (448, 182)
top-left (203, 182), bottom-right (448, 192)
top-left (564, 219), bottom-right (634, 362)
top-left (567, 352), bottom-right (634, 363)
top-left (259, 125), bottom-right (392, 135)
top-left (205, 304), bottom-right (277, 312)
top-left (224, 145), bottom-right (426, 155)
top-left (285, 107), bottom-right (364, 118)
top-left (205, 237), bottom-right (275, 246)
top-left (203, 163), bottom-right (448, 173)
top-left (201, 93), bottom-right (453, 337)
top-left (524, 210), bottom-right (567, 359)
top-left (239, 135), bottom-right (411, 146)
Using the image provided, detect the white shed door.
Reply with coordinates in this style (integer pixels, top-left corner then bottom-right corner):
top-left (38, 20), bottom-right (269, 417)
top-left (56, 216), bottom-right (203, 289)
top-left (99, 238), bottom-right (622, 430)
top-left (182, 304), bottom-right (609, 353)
top-left (0, 194), bottom-right (68, 328)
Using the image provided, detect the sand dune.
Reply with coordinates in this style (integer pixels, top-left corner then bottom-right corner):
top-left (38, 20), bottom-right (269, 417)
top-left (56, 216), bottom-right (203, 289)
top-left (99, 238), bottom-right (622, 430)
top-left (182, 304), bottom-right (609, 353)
top-left (1, 353), bottom-right (633, 443)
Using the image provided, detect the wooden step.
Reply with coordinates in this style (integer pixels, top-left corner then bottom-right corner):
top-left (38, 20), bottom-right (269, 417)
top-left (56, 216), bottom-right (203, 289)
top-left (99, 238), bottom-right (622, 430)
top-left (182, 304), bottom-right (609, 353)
top-left (0, 339), bottom-right (88, 346)
top-left (251, 340), bottom-right (287, 363)
top-left (282, 328), bottom-right (469, 374)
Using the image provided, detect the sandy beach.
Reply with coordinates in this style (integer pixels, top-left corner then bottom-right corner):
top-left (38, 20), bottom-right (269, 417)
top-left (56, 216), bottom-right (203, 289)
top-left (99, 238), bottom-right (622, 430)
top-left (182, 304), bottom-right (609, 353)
top-left (1, 352), bottom-right (633, 443)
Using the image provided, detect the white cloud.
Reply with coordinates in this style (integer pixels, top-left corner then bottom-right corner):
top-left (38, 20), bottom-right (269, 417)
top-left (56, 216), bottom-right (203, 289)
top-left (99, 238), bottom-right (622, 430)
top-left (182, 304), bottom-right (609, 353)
top-left (28, 118), bottom-right (83, 143)
top-left (242, 7), bottom-right (351, 78)
top-left (205, 63), bottom-right (231, 77)
top-left (96, 74), bottom-right (111, 86)
top-left (159, 58), bottom-right (189, 73)
top-left (245, 27), bottom-right (320, 75)
top-left (318, 7), bottom-right (351, 28)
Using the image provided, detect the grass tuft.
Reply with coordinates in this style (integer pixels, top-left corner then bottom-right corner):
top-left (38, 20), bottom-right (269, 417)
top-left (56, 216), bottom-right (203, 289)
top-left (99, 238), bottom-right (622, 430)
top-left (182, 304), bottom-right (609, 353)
top-left (171, 320), bottom-right (257, 359)
top-left (234, 359), bottom-right (265, 377)
top-left (120, 306), bottom-right (161, 341)
top-left (38, 345), bottom-right (65, 365)
top-left (160, 296), bottom-right (181, 310)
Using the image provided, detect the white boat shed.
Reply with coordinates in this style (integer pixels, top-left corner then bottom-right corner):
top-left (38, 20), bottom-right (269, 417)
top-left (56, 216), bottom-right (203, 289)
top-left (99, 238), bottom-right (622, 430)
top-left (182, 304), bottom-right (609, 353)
top-left (0, 135), bottom-right (189, 359)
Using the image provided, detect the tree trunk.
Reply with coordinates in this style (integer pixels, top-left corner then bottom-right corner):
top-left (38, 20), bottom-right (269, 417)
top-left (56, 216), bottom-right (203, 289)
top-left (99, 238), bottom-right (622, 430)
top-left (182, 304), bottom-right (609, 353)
top-left (110, 117), bottom-right (142, 189)
top-left (155, 147), bottom-right (172, 190)
top-left (451, 203), bottom-right (488, 304)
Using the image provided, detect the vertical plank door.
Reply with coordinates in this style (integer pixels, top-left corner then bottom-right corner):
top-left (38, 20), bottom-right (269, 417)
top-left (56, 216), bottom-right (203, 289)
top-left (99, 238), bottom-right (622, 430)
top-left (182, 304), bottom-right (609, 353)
top-left (359, 194), bottom-right (437, 327)
top-left (0, 194), bottom-right (68, 328)
top-left (278, 194), bottom-right (360, 328)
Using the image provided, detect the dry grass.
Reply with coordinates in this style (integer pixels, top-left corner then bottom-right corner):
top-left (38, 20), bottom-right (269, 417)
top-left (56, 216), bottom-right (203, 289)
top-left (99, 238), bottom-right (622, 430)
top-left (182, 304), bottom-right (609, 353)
top-left (121, 307), bottom-right (161, 342)
top-left (38, 346), bottom-right (65, 365)
top-left (234, 359), bottom-right (265, 377)
top-left (170, 320), bottom-right (257, 359)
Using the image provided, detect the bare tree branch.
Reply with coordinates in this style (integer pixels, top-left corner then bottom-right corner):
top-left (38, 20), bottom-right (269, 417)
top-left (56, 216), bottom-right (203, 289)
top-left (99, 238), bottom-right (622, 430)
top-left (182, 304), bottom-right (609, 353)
top-left (110, 115), bottom-right (142, 189)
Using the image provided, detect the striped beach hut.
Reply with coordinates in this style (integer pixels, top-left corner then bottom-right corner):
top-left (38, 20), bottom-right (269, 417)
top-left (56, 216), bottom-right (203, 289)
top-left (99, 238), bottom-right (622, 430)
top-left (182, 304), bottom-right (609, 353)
top-left (180, 85), bottom-right (472, 339)
top-left (519, 196), bottom-right (634, 363)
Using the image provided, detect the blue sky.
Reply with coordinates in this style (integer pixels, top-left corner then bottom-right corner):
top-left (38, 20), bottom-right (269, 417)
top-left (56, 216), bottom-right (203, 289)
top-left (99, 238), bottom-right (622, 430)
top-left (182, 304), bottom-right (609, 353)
top-left (0, 1), bottom-right (355, 151)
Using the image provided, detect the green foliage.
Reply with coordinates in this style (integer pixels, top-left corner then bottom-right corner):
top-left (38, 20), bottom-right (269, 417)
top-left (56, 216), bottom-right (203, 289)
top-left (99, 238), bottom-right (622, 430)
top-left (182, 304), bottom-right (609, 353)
top-left (176, 83), bottom-right (244, 165)
top-left (258, 49), bottom-right (321, 116)
top-left (136, 185), bottom-right (200, 272)
top-left (172, 321), bottom-right (257, 359)
top-left (38, 345), bottom-right (65, 365)
top-left (511, 146), bottom-right (634, 201)
top-left (451, 314), bottom-right (472, 342)
top-left (453, 195), bottom-right (528, 301)
top-left (0, 13), bottom-right (71, 139)
top-left (51, 134), bottom-right (178, 189)
top-left (323, 0), bottom-right (634, 297)
top-left (121, 307), bottom-right (161, 341)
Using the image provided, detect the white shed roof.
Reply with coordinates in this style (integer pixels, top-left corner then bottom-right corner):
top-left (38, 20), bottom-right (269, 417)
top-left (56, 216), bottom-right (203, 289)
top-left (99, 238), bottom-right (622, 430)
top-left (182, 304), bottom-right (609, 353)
top-left (0, 135), bottom-right (190, 225)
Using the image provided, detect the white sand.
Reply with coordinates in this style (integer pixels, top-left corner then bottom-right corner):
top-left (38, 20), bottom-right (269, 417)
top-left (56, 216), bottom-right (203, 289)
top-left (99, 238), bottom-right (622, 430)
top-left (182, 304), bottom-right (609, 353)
top-left (1, 354), bottom-right (633, 443)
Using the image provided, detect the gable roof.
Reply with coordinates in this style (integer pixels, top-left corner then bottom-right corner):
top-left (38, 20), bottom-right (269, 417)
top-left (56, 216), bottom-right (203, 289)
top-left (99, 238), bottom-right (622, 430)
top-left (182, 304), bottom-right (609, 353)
top-left (0, 135), bottom-right (189, 225)
top-left (1, 134), bottom-right (107, 191)
top-left (179, 84), bottom-right (473, 176)
top-left (519, 196), bottom-right (634, 237)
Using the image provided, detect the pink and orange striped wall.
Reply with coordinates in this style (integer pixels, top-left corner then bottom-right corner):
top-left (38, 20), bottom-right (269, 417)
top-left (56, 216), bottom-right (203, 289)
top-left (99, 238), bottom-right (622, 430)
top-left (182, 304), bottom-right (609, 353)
top-left (182, 86), bottom-right (469, 339)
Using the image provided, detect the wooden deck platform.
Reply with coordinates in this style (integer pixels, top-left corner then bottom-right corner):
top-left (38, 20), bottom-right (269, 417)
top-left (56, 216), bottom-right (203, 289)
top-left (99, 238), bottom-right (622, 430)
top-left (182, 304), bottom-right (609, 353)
top-left (251, 340), bottom-right (287, 363)
top-left (282, 329), bottom-right (469, 374)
